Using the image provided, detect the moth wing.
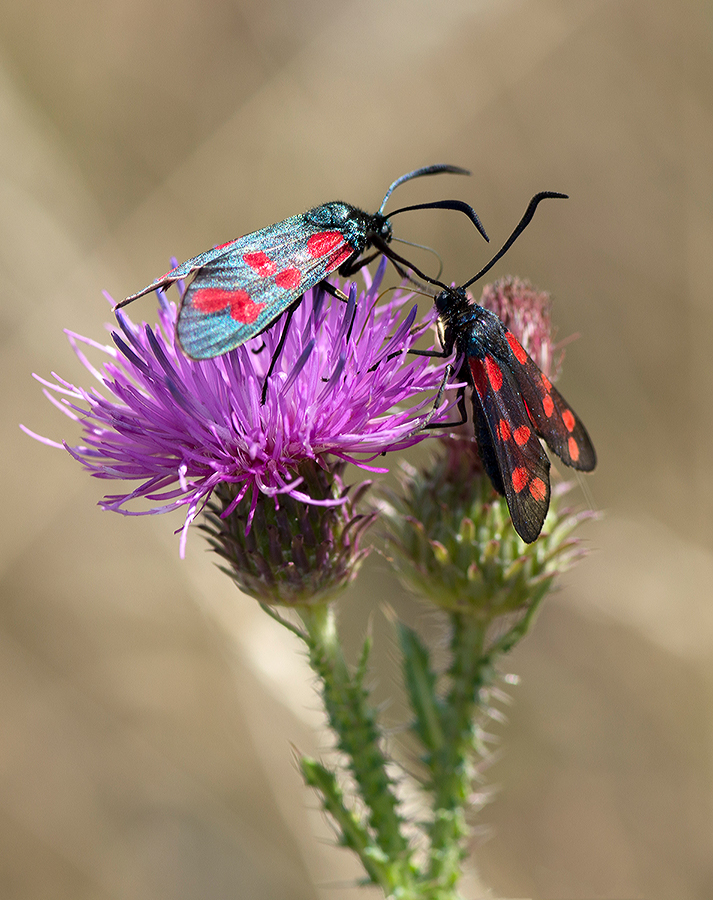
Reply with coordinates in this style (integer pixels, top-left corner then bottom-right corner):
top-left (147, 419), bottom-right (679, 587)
top-left (500, 330), bottom-right (596, 471)
top-left (469, 353), bottom-right (551, 543)
top-left (176, 217), bottom-right (355, 358)
top-left (118, 231), bottom-right (262, 306)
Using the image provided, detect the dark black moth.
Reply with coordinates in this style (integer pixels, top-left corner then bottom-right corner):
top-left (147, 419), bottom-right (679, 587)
top-left (418, 192), bottom-right (596, 543)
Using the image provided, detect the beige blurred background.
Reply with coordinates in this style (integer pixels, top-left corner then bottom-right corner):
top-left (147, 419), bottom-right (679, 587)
top-left (3, 1), bottom-right (713, 897)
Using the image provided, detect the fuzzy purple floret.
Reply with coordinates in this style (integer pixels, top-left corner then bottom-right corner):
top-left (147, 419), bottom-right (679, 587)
top-left (23, 260), bottom-right (453, 554)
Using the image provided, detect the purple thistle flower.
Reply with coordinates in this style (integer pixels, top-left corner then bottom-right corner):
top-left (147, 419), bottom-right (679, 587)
top-left (23, 259), bottom-right (451, 557)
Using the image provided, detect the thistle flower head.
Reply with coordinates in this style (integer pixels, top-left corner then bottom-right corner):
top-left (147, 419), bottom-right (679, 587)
top-left (379, 457), bottom-right (594, 622)
top-left (479, 275), bottom-right (558, 377)
top-left (202, 462), bottom-right (375, 606)
top-left (23, 259), bottom-right (450, 564)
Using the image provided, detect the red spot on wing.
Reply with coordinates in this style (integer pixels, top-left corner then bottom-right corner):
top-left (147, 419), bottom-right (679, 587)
top-left (307, 231), bottom-right (344, 257)
top-left (274, 268), bottom-right (301, 289)
top-left (192, 287), bottom-right (238, 314)
top-left (568, 436), bottom-right (580, 461)
top-left (506, 331), bottom-right (528, 364)
top-left (562, 409), bottom-right (576, 432)
top-left (229, 294), bottom-right (266, 323)
top-left (215, 240), bottom-right (234, 251)
top-left (529, 477), bottom-right (547, 501)
top-left (484, 356), bottom-right (503, 391)
top-left (513, 425), bottom-right (531, 446)
top-left (512, 467), bottom-right (528, 493)
top-left (542, 394), bottom-right (555, 417)
top-left (541, 373), bottom-right (552, 391)
top-left (192, 288), bottom-right (265, 324)
top-left (470, 358), bottom-right (488, 400)
top-left (329, 246), bottom-right (354, 268)
top-left (243, 251), bottom-right (277, 277)
top-left (498, 419), bottom-right (511, 441)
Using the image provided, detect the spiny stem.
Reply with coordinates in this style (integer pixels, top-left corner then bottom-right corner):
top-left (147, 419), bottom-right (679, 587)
top-left (300, 757), bottom-right (391, 887)
top-left (297, 604), bottom-right (415, 891)
top-left (427, 615), bottom-right (489, 888)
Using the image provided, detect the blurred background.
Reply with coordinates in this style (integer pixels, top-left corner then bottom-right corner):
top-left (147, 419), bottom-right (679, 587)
top-left (3, 0), bottom-right (713, 897)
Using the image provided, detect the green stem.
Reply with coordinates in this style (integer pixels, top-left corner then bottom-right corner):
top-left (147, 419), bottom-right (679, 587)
top-left (489, 590), bottom-right (547, 657)
top-left (398, 623), bottom-right (445, 760)
top-left (298, 604), bottom-right (415, 893)
top-left (300, 757), bottom-right (391, 887)
top-left (427, 615), bottom-right (489, 889)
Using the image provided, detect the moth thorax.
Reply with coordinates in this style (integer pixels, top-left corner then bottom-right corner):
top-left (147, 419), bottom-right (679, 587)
top-left (307, 202), bottom-right (353, 228)
top-left (306, 202), bottom-right (369, 251)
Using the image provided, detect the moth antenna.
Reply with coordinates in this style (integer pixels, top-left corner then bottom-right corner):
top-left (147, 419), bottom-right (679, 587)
top-left (378, 164), bottom-right (470, 214)
top-left (387, 199), bottom-right (489, 243)
top-left (461, 192), bottom-right (568, 290)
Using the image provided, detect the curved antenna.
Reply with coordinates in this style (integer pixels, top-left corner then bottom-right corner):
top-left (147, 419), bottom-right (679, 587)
top-left (378, 164), bottom-right (471, 214)
top-left (372, 234), bottom-right (449, 292)
top-left (387, 199), bottom-right (489, 243)
top-left (391, 236), bottom-right (445, 279)
top-left (461, 192), bottom-right (568, 290)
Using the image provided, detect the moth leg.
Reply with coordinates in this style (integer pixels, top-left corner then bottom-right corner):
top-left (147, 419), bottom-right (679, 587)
top-left (343, 289), bottom-right (358, 345)
top-left (365, 342), bottom-right (451, 374)
top-left (423, 381), bottom-right (469, 431)
top-left (261, 302), bottom-right (299, 404)
top-left (408, 347), bottom-right (451, 359)
top-left (418, 364), bottom-right (455, 428)
top-left (321, 280), bottom-right (350, 303)
top-left (339, 251), bottom-right (380, 277)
